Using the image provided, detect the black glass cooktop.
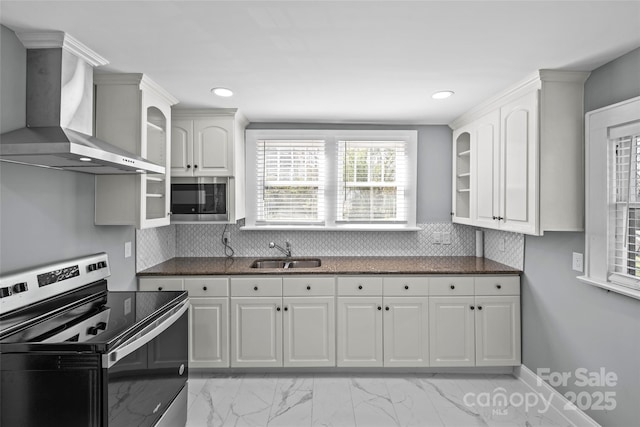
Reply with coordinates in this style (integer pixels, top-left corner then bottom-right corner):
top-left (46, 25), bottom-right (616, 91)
top-left (0, 282), bottom-right (187, 353)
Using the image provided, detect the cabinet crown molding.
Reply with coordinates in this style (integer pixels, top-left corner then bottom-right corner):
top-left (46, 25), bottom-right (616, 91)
top-left (449, 69), bottom-right (590, 130)
top-left (94, 72), bottom-right (179, 106)
top-left (16, 31), bottom-right (109, 67)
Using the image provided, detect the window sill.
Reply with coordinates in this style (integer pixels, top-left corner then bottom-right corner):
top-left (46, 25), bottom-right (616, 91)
top-left (240, 225), bottom-right (421, 232)
top-left (577, 276), bottom-right (640, 301)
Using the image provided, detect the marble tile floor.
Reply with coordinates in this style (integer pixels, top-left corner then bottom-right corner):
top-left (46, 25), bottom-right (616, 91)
top-left (186, 373), bottom-right (575, 427)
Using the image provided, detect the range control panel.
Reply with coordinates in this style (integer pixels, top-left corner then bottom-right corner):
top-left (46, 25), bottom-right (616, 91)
top-left (0, 253), bottom-right (110, 314)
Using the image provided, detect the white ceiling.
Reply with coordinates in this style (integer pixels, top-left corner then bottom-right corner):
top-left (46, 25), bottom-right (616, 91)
top-left (1, 1), bottom-right (639, 124)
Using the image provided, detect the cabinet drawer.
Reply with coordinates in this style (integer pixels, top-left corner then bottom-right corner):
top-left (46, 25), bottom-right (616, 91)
top-left (475, 276), bottom-right (520, 295)
top-left (283, 277), bottom-right (335, 296)
top-left (139, 277), bottom-right (183, 291)
top-left (230, 277), bottom-right (282, 297)
top-left (337, 277), bottom-right (383, 296)
top-left (184, 277), bottom-right (229, 297)
top-left (383, 276), bottom-right (429, 296)
top-left (429, 277), bottom-right (474, 296)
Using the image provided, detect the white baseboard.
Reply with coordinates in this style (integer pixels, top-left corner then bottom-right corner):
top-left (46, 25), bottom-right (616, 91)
top-left (514, 365), bottom-right (601, 427)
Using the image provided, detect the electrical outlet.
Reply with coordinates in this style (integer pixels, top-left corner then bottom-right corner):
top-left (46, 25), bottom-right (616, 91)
top-left (124, 241), bottom-right (132, 258)
top-left (498, 238), bottom-right (505, 252)
top-left (433, 232), bottom-right (442, 244)
top-left (223, 231), bottom-right (231, 244)
top-left (572, 252), bottom-right (584, 272)
top-left (442, 232), bottom-right (451, 245)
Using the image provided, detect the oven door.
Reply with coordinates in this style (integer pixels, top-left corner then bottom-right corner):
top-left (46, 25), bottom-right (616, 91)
top-left (105, 300), bottom-right (189, 427)
top-left (171, 177), bottom-right (228, 221)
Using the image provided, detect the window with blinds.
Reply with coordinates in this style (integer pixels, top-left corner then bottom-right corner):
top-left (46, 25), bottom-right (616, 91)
top-left (609, 134), bottom-right (640, 290)
top-left (337, 141), bottom-right (408, 223)
top-left (256, 140), bottom-right (325, 224)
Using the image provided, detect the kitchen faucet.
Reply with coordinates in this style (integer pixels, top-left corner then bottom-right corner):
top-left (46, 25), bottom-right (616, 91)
top-left (269, 241), bottom-right (292, 257)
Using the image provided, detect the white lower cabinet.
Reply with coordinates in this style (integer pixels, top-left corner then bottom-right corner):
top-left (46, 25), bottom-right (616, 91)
top-left (429, 296), bottom-right (476, 367)
top-left (337, 276), bottom-right (430, 367)
top-left (337, 296), bottom-right (383, 367)
top-left (384, 297), bottom-right (429, 367)
top-left (230, 276), bottom-right (335, 368)
top-left (283, 296), bottom-right (335, 367)
top-left (139, 274), bottom-right (520, 370)
top-left (475, 295), bottom-right (521, 366)
top-left (429, 276), bottom-right (521, 367)
top-left (231, 297), bottom-right (282, 367)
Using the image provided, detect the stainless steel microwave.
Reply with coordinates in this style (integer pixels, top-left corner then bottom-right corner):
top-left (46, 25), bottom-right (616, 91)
top-left (170, 177), bottom-right (229, 222)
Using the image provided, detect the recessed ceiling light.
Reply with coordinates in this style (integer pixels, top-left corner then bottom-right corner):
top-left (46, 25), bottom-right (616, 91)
top-left (211, 87), bottom-right (233, 97)
top-left (79, 157), bottom-right (92, 162)
top-left (432, 90), bottom-right (454, 100)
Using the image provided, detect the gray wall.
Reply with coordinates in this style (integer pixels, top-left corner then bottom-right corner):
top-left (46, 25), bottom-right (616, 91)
top-left (247, 123), bottom-right (453, 223)
top-left (523, 47), bottom-right (640, 426)
top-left (0, 25), bottom-right (137, 290)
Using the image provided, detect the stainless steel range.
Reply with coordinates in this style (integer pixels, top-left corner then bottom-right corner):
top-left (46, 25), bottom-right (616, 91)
top-left (0, 253), bottom-right (189, 427)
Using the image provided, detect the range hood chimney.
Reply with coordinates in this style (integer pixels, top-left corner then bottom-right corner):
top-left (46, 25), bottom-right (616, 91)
top-left (0, 31), bottom-right (164, 174)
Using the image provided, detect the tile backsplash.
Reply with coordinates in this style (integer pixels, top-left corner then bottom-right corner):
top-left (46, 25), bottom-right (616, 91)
top-left (136, 221), bottom-right (524, 271)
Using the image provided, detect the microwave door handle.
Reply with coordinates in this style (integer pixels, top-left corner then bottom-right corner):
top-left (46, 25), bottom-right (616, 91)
top-left (103, 299), bottom-right (189, 368)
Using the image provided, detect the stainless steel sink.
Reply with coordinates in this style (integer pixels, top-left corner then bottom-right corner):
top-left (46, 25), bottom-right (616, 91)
top-left (250, 258), bottom-right (322, 269)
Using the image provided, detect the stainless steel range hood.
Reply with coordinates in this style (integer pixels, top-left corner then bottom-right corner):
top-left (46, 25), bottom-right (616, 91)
top-left (0, 32), bottom-right (165, 175)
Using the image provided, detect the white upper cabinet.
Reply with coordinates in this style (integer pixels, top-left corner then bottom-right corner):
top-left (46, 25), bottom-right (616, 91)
top-left (171, 110), bottom-right (247, 177)
top-left (94, 73), bottom-right (179, 229)
top-left (450, 70), bottom-right (590, 235)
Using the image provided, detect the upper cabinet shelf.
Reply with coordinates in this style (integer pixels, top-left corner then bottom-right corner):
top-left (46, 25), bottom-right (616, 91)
top-left (449, 70), bottom-right (590, 236)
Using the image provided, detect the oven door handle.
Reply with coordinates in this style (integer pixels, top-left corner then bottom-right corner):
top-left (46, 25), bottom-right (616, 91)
top-left (104, 299), bottom-right (189, 368)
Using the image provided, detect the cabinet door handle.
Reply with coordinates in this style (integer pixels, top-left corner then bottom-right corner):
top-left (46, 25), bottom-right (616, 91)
top-left (306, 285), bottom-right (311, 290)
top-left (492, 216), bottom-right (497, 220)
top-left (284, 306), bottom-right (288, 311)
top-left (385, 306), bottom-right (390, 311)
top-left (203, 286), bottom-right (207, 291)
top-left (496, 284), bottom-right (502, 290)
top-left (450, 285), bottom-right (455, 290)
top-left (377, 306), bottom-right (382, 310)
top-left (253, 286), bottom-right (258, 291)
top-left (404, 285), bottom-right (409, 290)
top-left (158, 286), bottom-right (163, 291)
top-left (470, 305), bottom-right (475, 310)
top-left (186, 164), bottom-right (191, 169)
top-left (276, 306), bottom-right (281, 312)
top-left (194, 164), bottom-right (198, 169)
top-left (477, 306), bottom-right (483, 310)
top-left (358, 285), bottom-right (363, 290)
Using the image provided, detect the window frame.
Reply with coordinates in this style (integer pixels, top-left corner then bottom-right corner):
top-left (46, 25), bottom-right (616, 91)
top-left (244, 129), bottom-right (418, 231)
top-left (581, 95), bottom-right (640, 300)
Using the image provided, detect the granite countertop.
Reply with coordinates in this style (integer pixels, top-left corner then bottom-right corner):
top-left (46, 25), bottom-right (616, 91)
top-left (137, 256), bottom-right (521, 276)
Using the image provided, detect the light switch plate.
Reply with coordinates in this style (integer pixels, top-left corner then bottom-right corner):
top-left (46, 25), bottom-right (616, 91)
top-left (124, 241), bottom-right (132, 258)
top-left (572, 252), bottom-right (584, 272)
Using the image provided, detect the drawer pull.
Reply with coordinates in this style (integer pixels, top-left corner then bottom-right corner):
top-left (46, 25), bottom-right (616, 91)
top-left (385, 306), bottom-right (390, 311)
top-left (158, 286), bottom-right (163, 291)
top-left (450, 285), bottom-right (455, 290)
top-left (470, 305), bottom-right (475, 310)
top-left (404, 285), bottom-right (409, 290)
top-left (306, 285), bottom-right (311, 290)
top-left (358, 285), bottom-right (363, 290)
top-left (496, 284), bottom-right (502, 289)
top-left (254, 286), bottom-right (258, 291)
top-left (377, 306), bottom-right (382, 310)
top-left (276, 306), bottom-right (281, 312)
top-left (203, 286), bottom-right (207, 291)
top-left (477, 306), bottom-right (483, 310)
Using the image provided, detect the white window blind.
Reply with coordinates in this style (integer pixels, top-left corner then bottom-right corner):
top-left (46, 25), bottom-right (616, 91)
top-left (609, 134), bottom-right (640, 290)
top-left (256, 139), bottom-right (325, 224)
top-left (337, 140), bottom-right (408, 223)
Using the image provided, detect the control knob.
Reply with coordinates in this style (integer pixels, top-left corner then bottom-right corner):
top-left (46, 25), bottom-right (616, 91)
top-left (12, 282), bottom-right (28, 293)
top-left (0, 287), bottom-right (12, 298)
